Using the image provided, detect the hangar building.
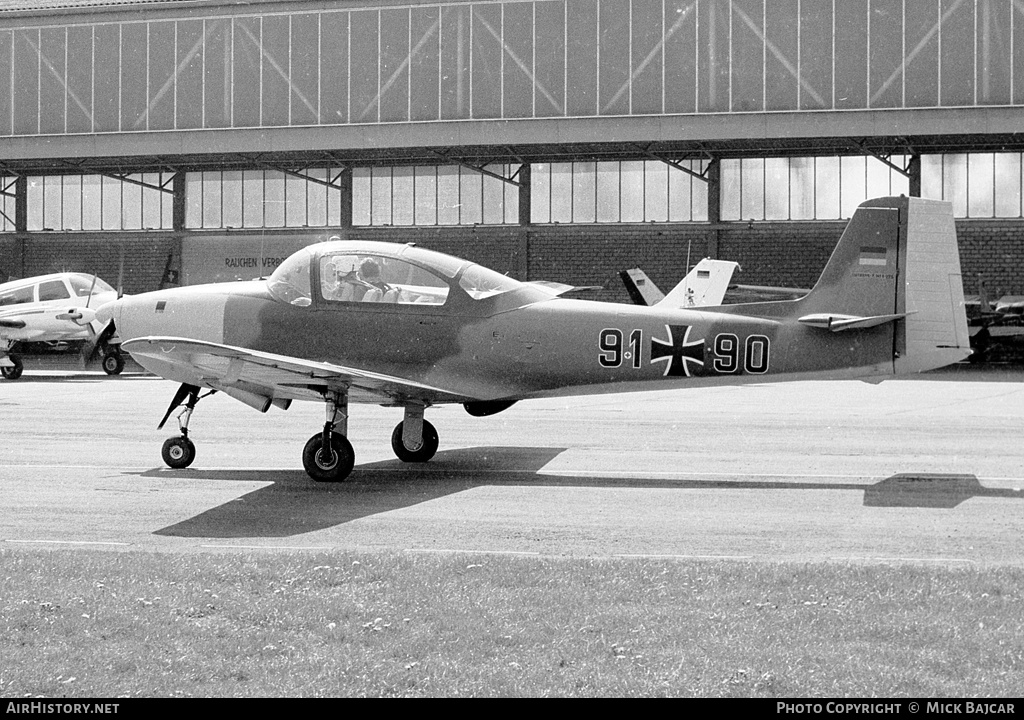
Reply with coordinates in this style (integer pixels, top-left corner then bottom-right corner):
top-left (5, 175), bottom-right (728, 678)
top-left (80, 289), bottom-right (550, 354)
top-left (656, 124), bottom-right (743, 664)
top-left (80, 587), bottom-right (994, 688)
top-left (0, 0), bottom-right (1021, 302)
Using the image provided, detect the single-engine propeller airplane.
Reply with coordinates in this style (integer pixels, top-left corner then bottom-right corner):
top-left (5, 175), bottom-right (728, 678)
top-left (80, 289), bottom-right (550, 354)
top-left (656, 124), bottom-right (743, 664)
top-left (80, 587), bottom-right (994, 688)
top-left (1, 272), bottom-right (124, 380)
top-left (96, 196), bottom-right (971, 481)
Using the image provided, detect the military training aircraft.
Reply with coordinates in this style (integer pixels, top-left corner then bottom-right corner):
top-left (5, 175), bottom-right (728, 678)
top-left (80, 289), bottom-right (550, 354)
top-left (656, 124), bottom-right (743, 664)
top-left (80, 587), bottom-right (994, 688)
top-left (0, 272), bottom-right (124, 380)
top-left (95, 196), bottom-right (971, 482)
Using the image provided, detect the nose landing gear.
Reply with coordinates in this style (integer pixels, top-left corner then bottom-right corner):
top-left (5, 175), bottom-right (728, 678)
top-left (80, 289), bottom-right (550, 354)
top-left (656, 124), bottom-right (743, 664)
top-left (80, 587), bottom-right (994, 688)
top-left (158, 383), bottom-right (209, 470)
top-left (1, 353), bottom-right (23, 380)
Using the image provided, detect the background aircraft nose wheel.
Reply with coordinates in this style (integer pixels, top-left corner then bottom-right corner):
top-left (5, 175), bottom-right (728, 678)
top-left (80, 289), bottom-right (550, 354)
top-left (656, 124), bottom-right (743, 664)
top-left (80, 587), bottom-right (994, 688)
top-left (391, 420), bottom-right (439, 463)
top-left (161, 436), bottom-right (196, 469)
top-left (302, 432), bottom-right (355, 482)
top-left (1, 354), bottom-right (23, 380)
top-left (101, 350), bottom-right (125, 375)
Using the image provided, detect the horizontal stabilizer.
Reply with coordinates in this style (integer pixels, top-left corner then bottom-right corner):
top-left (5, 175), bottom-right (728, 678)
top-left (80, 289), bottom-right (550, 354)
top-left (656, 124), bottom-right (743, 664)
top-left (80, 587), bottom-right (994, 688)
top-left (798, 312), bottom-right (911, 332)
top-left (526, 280), bottom-right (603, 297)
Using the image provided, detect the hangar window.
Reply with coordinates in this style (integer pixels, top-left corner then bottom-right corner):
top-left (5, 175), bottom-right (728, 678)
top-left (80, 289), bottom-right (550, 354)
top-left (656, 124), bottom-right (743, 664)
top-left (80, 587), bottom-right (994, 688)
top-left (921, 153), bottom-right (1024, 219)
top-left (351, 164), bottom-right (520, 226)
top-left (185, 169), bottom-right (346, 229)
top-left (0, 178), bottom-right (15, 232)
top-left (530, 160), bottom-right (709, 223)
top-left (720, 156), bottom-right (911, 221)
top-left (24, 173), bottom-right (173, 231)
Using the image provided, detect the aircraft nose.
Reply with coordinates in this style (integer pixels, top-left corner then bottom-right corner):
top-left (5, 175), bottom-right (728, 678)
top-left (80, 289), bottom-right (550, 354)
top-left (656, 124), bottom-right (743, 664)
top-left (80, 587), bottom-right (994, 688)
top-left (95, 298), bottom-right (122, 325)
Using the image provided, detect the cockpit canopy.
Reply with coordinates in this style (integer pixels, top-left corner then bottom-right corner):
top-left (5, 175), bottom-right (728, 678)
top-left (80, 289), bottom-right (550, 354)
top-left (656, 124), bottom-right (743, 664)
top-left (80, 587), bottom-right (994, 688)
top-left (267, 240), bottom-right (524, 308)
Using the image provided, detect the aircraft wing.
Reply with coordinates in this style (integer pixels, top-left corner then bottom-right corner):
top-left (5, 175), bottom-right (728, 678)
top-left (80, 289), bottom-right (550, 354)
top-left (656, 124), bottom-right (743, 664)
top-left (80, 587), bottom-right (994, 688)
top-left (121, 337), bottom-right (473, 406)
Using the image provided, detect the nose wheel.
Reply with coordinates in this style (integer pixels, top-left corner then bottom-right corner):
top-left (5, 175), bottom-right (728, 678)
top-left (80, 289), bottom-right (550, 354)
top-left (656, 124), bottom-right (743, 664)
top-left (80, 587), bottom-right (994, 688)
top-left (101, 349), bottom-right (125, 375)
top-left (1, 353), bottom-right (23, 380)
top-left (161, 436), bottom-right (196, 469)
top-left (157, 383), bottom-right (207, 470)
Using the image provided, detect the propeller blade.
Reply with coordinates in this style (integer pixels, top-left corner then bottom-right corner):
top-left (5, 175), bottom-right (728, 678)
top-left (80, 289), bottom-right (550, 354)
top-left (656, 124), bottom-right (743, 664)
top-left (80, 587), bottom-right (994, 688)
top-left (85, 274), bottom-right (98, 309)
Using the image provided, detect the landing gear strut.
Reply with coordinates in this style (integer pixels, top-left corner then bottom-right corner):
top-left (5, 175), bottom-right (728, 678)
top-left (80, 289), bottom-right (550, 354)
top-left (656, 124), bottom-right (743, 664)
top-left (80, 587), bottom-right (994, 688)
top-left (302, 390), bottom-right (354, 482)
top-left (158, 383), bottom-right (210, 470)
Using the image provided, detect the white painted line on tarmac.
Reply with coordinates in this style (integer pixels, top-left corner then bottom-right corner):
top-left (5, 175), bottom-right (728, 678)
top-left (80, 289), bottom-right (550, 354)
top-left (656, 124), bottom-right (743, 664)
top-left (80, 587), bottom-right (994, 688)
top-left (615, 553), bottom-right (753, 560)
top-left (200, 544), bottom-right (331, 550)
top-left (840, 556), bottom-right (975, 564)
top-left (408, 548), bottom-right (541, 556)
top-left (5, 539), bottom-right (130, 546)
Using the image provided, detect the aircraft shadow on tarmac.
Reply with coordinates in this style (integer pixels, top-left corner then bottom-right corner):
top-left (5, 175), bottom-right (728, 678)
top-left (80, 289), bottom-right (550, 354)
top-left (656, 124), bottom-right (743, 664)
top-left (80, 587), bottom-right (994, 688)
top-left (141, 446), bottom-right (1024, 539)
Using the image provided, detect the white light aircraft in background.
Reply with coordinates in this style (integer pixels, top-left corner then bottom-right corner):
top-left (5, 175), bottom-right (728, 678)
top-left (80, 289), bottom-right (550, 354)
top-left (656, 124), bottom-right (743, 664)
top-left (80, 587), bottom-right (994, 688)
top-left (0, 272), bottom-right (124, 379)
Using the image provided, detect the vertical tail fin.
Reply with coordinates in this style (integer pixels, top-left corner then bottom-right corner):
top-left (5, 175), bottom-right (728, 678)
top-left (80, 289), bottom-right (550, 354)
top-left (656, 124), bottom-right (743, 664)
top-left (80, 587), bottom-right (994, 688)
top-left (794, 196), bottom-right (971, 373)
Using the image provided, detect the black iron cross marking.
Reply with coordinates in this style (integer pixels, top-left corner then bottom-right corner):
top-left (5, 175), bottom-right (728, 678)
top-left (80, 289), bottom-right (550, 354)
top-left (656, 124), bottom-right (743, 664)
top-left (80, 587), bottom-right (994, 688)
top-left (651, 324), bottom-right (705, 377)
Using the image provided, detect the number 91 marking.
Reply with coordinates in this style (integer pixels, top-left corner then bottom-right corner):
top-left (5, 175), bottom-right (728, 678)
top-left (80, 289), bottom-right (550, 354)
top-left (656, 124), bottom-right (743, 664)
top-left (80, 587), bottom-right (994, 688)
top-left (599, 328), bottom-right (643, 368)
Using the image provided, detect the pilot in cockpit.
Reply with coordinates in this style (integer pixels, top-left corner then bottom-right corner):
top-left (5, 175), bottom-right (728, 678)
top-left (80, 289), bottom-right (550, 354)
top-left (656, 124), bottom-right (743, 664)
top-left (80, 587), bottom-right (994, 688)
top-left (323, 256), bottom-right (362, 301)
top-left (357, 258), bottom-right (394, 302)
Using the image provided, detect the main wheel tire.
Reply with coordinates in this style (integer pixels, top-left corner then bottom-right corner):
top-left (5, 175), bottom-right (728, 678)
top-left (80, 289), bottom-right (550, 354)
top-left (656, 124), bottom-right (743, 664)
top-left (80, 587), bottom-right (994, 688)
top-left (1, 354), bottom-right (23, 380)
top-left (102, 351), bottom-right (125, 375)
top-left (161, 436), bottom-right (196, 469)
top-left (391, 420), bottom-right (439, 463)
top-left (302, 433), bottom-right (355, 482)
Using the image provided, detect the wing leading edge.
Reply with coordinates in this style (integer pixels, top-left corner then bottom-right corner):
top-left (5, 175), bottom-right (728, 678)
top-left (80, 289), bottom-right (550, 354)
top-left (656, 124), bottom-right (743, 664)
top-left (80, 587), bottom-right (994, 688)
top-left (121, 337), bottom-right (472, 408)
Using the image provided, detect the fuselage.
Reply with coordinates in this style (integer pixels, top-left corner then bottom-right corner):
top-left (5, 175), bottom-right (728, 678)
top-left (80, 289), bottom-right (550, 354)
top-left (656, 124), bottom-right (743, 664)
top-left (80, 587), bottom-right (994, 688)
top-left (100, 277), bottom-right (896, 403)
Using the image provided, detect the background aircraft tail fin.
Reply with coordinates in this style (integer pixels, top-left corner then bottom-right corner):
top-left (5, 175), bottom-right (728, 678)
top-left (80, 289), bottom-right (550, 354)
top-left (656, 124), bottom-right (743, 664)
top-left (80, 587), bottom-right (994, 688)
top-left (620, 269), bottom-right (664, 306)
top-left (621, 259), bottom-right (740, 308)
top-left (795, 196), bottom-right (971, 373)
top-left (656, 258), bottom-right (739, 308)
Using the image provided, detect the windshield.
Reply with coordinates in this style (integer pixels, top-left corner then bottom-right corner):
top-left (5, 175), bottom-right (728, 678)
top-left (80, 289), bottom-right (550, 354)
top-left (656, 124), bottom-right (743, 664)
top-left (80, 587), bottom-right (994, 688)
top-left (458, 264), bottom-right (523, 299)
top-left (69, 274), bottom-right (115, 296)
top-left (267, 248), bottom-right (313, 306)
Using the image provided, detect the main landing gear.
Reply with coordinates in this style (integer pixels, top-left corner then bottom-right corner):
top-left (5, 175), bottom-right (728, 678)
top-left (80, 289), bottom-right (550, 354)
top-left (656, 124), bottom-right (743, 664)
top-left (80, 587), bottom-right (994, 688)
top-left (301, 391), bottom-right (355, 482)
top-left (155, 384), bottom-right (442, 481)
top-left (299, 396), bottom-right (438, 482)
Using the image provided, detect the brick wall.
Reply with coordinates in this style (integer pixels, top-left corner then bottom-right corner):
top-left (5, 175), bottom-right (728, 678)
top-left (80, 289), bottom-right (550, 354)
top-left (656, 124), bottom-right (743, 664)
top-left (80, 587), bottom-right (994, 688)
top-left (9, 234), bottom-right (179, 295)
top-left (954, 220), bottom-right (1024, 297)
top-left (1, 217), bottom-right (1022, 301)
